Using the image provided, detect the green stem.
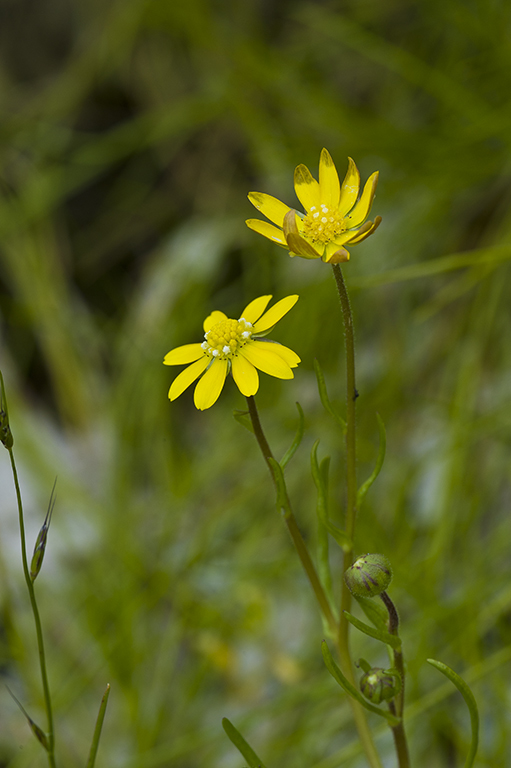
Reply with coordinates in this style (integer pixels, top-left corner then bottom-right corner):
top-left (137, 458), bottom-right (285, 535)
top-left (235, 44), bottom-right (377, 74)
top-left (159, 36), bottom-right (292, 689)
top-left (245, 395), bottom-right (337, 636)
top-left (380, 591), bottom-right (411, 768)
top-left (331, 264), bottom-right (383, 768)
top-left (9, 448), bottom-right (56, 768)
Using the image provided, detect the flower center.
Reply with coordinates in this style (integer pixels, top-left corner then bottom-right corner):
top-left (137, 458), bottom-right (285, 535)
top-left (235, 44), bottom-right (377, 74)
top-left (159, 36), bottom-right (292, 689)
top-left (202, 317), bottom-right (253, 360)
top-left (302, 204), bottom-right (346, 243)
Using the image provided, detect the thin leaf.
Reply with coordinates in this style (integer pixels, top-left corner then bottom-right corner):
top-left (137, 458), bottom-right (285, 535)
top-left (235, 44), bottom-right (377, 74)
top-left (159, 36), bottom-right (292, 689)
top-left (233, 409), bottom-right (254, 434)
top-left (344, 611), bottom-right (401, 650)
top-left (313, 359), bottom-right (347, 432)
top-left (357, 414), bottom-right (386, 509)
top-left (86, 684), bottom-right (111, 768)
top-left (427, 659), bottom-right (479, 768)
top-left (311, 441), bottom-right (351, 550)
top-left (280, 402), bottom-right (305, 469)
top-left (222, 718), bottom-right (267, 768)
top-left (321, 641), bottom-right (400, 726)
top-left (355, 595), bottom-right (389, 631)
top-left (6, 686), bottom-right (49, 750)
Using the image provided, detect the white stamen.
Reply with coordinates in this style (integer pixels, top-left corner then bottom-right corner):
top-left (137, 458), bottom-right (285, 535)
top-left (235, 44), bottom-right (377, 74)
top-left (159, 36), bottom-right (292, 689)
top-left (201, 341), bottom-right (208, 350)
top-left (222, 345), bottom-right (230, 354)
top-left (242, 331), bottom-right (251, 339)
top-left (212, 349), bottom-right (219, 357)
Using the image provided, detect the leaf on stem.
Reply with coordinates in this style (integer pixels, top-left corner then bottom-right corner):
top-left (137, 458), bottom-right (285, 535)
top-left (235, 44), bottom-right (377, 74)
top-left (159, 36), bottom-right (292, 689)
top-left (344, 611), bottom-right (402, 650)
top-left (311, 441), bottom-right (351, 550)
top-left (355, 595), bottom-right (389, 631)
top-left (233, 409), bottom-right (255, 434)
top-left (321, 641), bottom-right (401, 726)
top-left (280, 402), bottom-right (305, 469)
top-left (222, 717), bottom-right (267, 768)
top-left (313, 359), bottom-right (347, 433)
top-left (427, 659), bottom-right (479, 768)
top-left (7, 686), bottom-right (49, 751)
top-left (267, 457), bottom-right (290, 512)
top-left (86, 684), bottom-right (111, 768)
top-left (356, 414), bottom-right (386, 510)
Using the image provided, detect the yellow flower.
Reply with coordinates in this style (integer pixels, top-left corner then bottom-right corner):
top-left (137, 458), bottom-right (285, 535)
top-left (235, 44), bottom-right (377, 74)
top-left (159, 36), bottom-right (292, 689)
top-left (164, 295), bottom-right (300, 410)
top-left (246, 149), bottom-right (382, 264)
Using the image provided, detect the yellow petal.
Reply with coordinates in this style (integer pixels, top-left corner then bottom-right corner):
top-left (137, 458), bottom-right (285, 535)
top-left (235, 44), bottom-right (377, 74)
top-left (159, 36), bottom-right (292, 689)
top-left (245, 218), bottom-right (287, 246)
top-left (319, 148), bottom-right (340, 209)
top-left (168, 357), bottom-right (210, 401)
top-left (283, 210), bottom-right (322, 259)
top-left (232, 355), bottom-right (259, 396)
top-left (250, 340), bottom-right (300, 368)
top-left (163, 343), bottom-right (204, 366)
top-left (346, 216), bottom-right (382, 244)
top-left (253, 295), bottom-right (298, 333)
top-left (323, 245), bottom-right (350, 263)
top-left (204, 310), bottom-right (227, 333)
top-left (294, 163), bottom-right (320, 211)
top-left (247, 192), bottom-right (291, 227)
top-left (193, 358), bottom-right (228, 410)
top-left (241, 343), bottom-right (294, 380)
top-left (338, 157), bottom-right (361, 217)
top-left (345, 171), bottom-right (379, 227)
top-left (241, 295), bottom-right (272, 324)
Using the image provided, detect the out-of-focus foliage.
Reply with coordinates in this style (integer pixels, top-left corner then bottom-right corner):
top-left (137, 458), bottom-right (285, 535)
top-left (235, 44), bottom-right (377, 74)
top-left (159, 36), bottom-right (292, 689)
top-left (0, 0), bottom-right (510, 765)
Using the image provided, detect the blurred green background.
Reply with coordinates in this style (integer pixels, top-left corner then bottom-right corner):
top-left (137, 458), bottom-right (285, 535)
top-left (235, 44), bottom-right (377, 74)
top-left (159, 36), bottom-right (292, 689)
top-left (1, 0), bottom-right (511, 765)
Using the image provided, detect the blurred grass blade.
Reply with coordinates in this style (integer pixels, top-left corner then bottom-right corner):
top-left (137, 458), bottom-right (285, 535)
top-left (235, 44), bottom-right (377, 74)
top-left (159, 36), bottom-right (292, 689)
top-left (311, 441), bottom-right (351, 550)
top-left (344, 611), bottom-right (401, 650)
top-left (233, 409), bottom-right (255, 434)
top-left (86, 684), bottom-right (111, 768)
top-left (7, 686), bottom-right (49, 751)
top-left (222, 717), bottom-right (267, 768)
top-left (357, 414), bottom-right (386, 510)
top-left (313, 359), bottom-right (347, 433)
top-left (427, 659), bottom-right (479, 768)
top-left (280, 402), bottom-right (305, 469)
top-left (321, 641), bottom-right (400, 726)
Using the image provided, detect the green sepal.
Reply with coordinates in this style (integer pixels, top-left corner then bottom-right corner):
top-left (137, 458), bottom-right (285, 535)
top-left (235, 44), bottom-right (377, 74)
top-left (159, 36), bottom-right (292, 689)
top-left (344, 611), bottom-right (402, 650)
top-left (233, 410), bottom-right (255, 434)
top-left (357, 414), bottom-right (386, 510)
top-left (86, 684), bottom-right (111, 768)
top-left (222, 717), bottom-right (267, 768)
top-left (313, 359), bottom-right (347, 433)
top-left (280, 402), bottom-right (305, 469)
top-left (427, 659), bottom-right (479, 768)
top-left (311, 441), bottom-right (351, 551)
top-left (321, 642), bottom-right (400, 726)
top-left (355, 595), bottom-right (389, 631)
top-left (7, 686), bottom-right (49, 750)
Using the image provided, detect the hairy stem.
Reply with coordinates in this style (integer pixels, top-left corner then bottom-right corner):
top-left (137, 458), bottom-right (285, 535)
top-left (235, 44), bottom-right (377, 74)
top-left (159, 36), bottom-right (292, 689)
top-left (381, 591), bottom-right (411, 768)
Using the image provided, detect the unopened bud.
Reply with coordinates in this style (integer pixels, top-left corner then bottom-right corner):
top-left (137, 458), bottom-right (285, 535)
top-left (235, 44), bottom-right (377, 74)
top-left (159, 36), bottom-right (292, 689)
top-left (30, 479), bottom-right (56, 581)
top-left (344, 553), bottom-right (392, 598)
top-left (360, 667), bottom-right (401, 705)
top-left (0, 408), bottom-right (13, 449)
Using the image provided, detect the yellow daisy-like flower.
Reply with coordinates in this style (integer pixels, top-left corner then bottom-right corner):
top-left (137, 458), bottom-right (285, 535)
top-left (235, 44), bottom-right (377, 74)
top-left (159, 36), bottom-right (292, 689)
top-left (164, 295), bottom-right (300, 410)
top-left (246, 149), bottom-right (382, 264)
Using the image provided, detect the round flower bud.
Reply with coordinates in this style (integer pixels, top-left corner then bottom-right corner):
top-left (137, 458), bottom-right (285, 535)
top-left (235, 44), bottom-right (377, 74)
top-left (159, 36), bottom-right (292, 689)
top-left (344, 553), bottom-right (392, 598)
top-left (360, 667), bottom-right (401, 705)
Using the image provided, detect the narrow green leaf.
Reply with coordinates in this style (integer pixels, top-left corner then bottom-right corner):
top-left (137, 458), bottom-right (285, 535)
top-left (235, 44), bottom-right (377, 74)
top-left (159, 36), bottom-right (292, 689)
top-left (311, 441), bottom-right (351, 550)
top-left (280, 402), bottom-right (305, 469)
top-left (86, 684), bottom-right (111, 768)
top-left (355, 595), bottom-right (389, 631)
top-left (357, 414), bottom-right (386, 509)
top-left (313, 359), bottom-right (347, 432)
top-left (427, 659), bottom-right (479, 768)
top-left (7, 686), bottom-right (49, 750)
top-left (222, 718), bottom-right (267, 768)
top-left (321, 641), bottom-right (400, 726)
top-left (344, 611), bottom-right (401, 650)
top-left (267, 457), bottom-right (289, 512)
top-left (233, 410), bottom-right (254, 434)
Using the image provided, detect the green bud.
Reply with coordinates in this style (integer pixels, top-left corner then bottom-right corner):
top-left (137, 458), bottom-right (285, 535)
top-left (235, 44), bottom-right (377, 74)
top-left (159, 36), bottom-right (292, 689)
top-left (344, 553), bottom-right (393, 598)
top-left (30, 479), bottom-right (56, 581)
top-left (360, 667), bottom-right (401, 705)
top-left (0, 408), bottom-right (13, 449)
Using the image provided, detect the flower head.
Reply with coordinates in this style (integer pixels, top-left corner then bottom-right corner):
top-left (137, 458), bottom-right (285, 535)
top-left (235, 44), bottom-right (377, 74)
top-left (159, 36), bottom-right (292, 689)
top-left (246, 149), bottom-right (381, 263)
top-left (164, 295), bottom-right (300, 410)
